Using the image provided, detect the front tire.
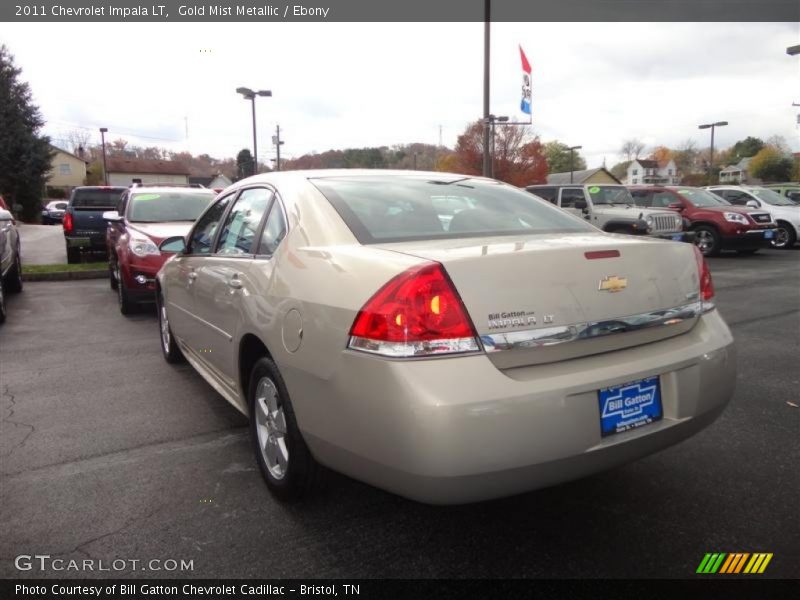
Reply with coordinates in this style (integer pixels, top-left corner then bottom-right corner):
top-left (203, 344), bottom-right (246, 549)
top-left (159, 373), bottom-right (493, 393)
top-left (771, 221), bottom-right (797, 249)
top-left (109, 255), bottom-right (118, 290)
top-left (693, 225), bottom-right (721, 256)
top-left (249, 357), bottom-right (319, 502)
top-left (157, 291), bottom-right (184, 363)
top-left (117, 267), bottom-right (136, 315)
top-left (0, 276), bottom-right (6, 324)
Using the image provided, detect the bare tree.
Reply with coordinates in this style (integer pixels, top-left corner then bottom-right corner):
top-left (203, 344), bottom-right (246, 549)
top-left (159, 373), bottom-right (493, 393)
top-left (619, 138), bottom-right (645, 162)
top-left (64, 129), bottom-right (92, 158)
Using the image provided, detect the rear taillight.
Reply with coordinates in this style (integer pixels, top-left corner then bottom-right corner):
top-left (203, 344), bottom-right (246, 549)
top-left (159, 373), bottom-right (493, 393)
top-left (348, 262), bottom-right (480, 358)
top-left (693, 246), bottom-right (715, 311)
top-left (63, 212), bottom-right (73, 234)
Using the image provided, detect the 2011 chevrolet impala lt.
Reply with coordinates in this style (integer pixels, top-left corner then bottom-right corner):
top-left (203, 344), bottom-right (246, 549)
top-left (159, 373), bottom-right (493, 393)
top-left (155, 170), bottom-right (736, 504)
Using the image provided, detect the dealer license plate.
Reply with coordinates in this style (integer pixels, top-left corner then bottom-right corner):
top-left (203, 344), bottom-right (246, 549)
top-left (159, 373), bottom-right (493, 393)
top-left (764, 230), bottom-right (774, 239)
top-left (598, 376), bottom-right (662, 437)
top-left (671, 234), bottom-right (683, 241)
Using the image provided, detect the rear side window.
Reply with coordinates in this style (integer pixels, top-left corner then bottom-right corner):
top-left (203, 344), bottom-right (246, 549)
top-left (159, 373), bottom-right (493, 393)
top-left (312, 176), bottom-right (592, 244)
top-left (188, 193), bottom-right (234, 255)
top-left (71, 188), bottom-right (125, 208)
top-left (216, 188), bottom-right (273, 255)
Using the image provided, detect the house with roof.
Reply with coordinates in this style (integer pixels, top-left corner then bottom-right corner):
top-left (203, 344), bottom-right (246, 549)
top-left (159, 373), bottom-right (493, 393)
top-left (624, 159), bottom-right (679, 185)
top-left (47, 145), bottom-right (88, 190)
top-left (188, 173), bottom-right (233, 190)
top-left (546, 167), bottom-right (621, 185)
top-left (105, 157), bottom-right (190, 186)
top-left (719, 157), bottom-right (759, 184)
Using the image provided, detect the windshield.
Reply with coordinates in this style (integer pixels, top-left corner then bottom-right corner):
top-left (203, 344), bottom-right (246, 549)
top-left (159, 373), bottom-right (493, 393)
top-left (128, 192), bottom-right (214, 223)
top-left (312, 176), bottom-right (593, 243)
top-left (751, 188), bottom-right (797, 206)
top-left (72, 188), bottom-right (125, 208)
top-left (587, 186), bottom-right (635, 206)
top-left (674, 188), bottom-right (730, 207)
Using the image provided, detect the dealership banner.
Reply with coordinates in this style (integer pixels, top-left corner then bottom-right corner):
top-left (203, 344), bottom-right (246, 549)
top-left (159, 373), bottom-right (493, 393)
top-left (2, 0), bottom-right (798, 22)
top-left (2, 578), bottom-right (798, 599)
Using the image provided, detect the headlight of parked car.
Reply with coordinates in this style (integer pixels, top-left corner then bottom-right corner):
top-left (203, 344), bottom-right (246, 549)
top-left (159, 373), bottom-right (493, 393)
top-left (723, 212), bottom-right (749, 225)
top-left (129, 237), bottom-right (160, 257)
top-left (645, 215), bottom-right (654, 233)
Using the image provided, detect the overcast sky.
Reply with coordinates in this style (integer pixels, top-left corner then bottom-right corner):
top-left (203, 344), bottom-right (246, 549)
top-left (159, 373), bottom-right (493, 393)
top-left (1, 21), bottom-right (798, 168)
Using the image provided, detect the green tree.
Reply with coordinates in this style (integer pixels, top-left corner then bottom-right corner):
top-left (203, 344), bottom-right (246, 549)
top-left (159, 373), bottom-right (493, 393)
top-left (0, 45), bottom-right (54, 221)
top-left (236, 148), bottom-right (255, 179)
top-left (728, 136), bottom-right (764, 163)
top-left (544, 141), bottom-right (587, 174)
top-left (610, 161), bottom-right (631, 181)
top-left (749, 146), bottom-right (793, 183)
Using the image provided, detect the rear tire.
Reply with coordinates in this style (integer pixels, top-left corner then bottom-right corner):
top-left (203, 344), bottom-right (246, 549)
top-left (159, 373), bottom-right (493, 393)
top-left (66, 246), bottom-right (80, 264)
top-left (771, 221), bottom-right (797, 249)
top-left (5, 250), bottom-right (22, 294)
top-left (692, 225), bottom-right (721, 256)
top-left (157, 291), bottom-right (184, 363)
top-left (249, 356), bottom-right (319, 502)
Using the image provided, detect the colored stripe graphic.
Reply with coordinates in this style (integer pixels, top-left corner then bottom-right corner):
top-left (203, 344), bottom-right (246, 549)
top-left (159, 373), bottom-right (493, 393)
top-left (698, 552), bottom-right (773, 574)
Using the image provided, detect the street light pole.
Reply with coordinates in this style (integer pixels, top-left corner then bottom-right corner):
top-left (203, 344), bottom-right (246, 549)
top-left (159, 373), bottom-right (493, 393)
top-left (698, 121), bottom-right (728, 184)
top-left (236, 87), bottom-right (272, 175)
top-left (568, 145), bottom-right (582, 183)
top-left (482, 0), bottom-right (491, 177)
top-left (485, 115), bottom-right (509, 179)
top-left (99, 127), bottom-right (108, 185)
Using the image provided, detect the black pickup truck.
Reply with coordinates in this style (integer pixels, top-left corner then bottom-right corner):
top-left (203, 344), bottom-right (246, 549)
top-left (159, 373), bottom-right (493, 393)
top-left (63, 186), bottom-right (126, 263)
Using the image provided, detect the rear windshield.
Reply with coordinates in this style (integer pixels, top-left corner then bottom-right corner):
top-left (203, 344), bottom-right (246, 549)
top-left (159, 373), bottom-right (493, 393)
top-left (312, 176), bottom-right (593, 243)
top-left (128, 192), bottom-right (215, 223)
top-left (71, 189), bottom-right (125, 208)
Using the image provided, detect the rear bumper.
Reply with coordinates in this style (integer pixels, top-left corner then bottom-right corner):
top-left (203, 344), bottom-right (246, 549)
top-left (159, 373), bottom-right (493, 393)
top-left (290, 310), bottom-right (736, 504)
top-left (65, 235), bottom-right (106, 250)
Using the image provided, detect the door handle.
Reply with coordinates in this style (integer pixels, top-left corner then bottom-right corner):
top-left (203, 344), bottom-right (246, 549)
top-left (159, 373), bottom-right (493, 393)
top-left (228, 277), bottom-right (242, 289)
top-left (188, 271), bottom-right (197, 282)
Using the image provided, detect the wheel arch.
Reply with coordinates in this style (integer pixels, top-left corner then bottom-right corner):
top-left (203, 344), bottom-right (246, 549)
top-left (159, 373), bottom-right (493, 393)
top-left (239, 333), bottom-right (275, 413)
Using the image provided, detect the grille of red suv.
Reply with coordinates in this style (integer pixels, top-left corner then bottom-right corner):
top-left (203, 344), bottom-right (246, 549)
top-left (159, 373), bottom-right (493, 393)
top-left (751, 213), bottom-right (772, 224)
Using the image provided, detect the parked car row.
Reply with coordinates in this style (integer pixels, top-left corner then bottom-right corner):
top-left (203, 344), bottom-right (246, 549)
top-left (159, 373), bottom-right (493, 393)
top-left (0, 207), bottom-right (23, 324)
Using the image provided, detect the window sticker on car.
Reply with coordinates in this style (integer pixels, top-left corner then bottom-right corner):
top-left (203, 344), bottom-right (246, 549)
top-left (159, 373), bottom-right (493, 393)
top-left (133, 194), bottom-right (161, 201)
top-left (588, 186), bottom-right (600, 193)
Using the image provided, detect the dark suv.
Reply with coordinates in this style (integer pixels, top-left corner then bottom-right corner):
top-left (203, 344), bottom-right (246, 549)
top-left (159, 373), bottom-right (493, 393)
top-left (628, 186), bottom-right (776, 256)
top-left (63, 186), bottom-right (127, 263)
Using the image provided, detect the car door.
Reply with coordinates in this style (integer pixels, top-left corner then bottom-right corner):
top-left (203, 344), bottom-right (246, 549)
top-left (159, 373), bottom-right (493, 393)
top-left (166, 192), bottom-right (237, 348)
top-left (191, 187), bottom-right (275, 386)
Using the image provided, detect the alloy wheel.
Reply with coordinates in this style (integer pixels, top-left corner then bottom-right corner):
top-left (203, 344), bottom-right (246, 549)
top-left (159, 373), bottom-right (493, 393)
top-left (254, 377), bottom-right (289, 480)
top-left (695, 230), bottom-right (713, 254)
top-left (159, 302), bottom-right (171, 354)
top-left (772, 227), bottom-right (789, 249)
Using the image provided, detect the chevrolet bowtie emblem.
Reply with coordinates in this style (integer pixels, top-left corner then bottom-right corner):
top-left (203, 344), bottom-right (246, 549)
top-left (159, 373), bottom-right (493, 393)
top-left (598, 275), bottom-right (628, 293)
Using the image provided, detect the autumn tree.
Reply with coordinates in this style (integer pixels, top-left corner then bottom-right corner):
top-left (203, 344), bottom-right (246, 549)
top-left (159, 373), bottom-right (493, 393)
top-left (619, 138), bottom-right (645, 162)
top-left (749, 146), bottom-right (793, 183)
top-left (451, 120), bottom-right (547, 186)
top-left (648, 146), bottom-right (673, 163)
top-left (672, 139), bottom-right (699, 174)
top-left (543, 141), bottom-right (587, 174)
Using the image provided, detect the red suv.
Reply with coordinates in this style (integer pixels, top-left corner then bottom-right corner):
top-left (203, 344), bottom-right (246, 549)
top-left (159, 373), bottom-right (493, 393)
top-left (105, 185), bottom-right (216, 314)
top-left (628, 186), bottom-right (776, 256)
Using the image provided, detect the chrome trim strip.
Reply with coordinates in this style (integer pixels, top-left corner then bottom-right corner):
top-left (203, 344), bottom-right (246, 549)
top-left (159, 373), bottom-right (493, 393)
top-left (481, 301), bottom-right (703, 353)
top-left (168, 301), bottom-right (233, 342)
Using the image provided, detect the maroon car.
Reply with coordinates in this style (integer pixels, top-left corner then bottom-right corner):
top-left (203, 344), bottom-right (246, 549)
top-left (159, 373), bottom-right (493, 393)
top-left (104, 185), bottom-right (216, 314)
top-left (628, 186), bottom-right (776, 256)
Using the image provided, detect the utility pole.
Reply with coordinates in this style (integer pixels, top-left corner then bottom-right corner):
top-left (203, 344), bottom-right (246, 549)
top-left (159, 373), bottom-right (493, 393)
top-left (482, 0), bottom-right (491, 177)
top-left (99, 127), bottom-right (108, 185)
top-left (273, 125), bottom-right (285, 171)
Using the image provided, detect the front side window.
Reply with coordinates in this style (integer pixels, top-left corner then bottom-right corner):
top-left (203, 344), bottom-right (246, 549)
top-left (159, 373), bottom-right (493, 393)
top-left (128, 191), bottom-right (214, 223)
top-left (559, 188), bottom-right (585, 208)
top-left (313, 176), bottom-right (592, 244)
top-left (188, 193), bottom-right (234, 255)
top-left (216, 188), bottom-right (273, 255)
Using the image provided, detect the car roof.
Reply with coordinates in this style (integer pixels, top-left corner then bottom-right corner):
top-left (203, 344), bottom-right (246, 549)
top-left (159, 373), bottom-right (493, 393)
top-left (229, 169), bottom-right (498, 186)
top-left (129, 186), bottom-right (215, 194)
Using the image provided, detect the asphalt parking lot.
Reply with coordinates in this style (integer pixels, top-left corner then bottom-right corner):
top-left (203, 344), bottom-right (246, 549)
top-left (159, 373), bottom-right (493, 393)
top-left (1, 248), bottom-right (798, 579)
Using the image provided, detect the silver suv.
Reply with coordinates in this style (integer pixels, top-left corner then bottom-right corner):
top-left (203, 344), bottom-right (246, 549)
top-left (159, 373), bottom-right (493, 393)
top-left (526, 184), bottom-right (687, 240)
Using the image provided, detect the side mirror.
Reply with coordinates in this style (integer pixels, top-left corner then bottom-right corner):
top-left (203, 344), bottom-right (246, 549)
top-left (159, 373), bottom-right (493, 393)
top-left (0, 209), bottom-right (13, 222)
top-left (159, 236), bottom-right (186, 254)
top-left (574, 200), bottom-right (588, 210)
top-left (667, 202), bottom-right (685, 211)
top-left (102, 210), bottom-right (123, 223)
top-left (745, 199), bottom-right (759, 208)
